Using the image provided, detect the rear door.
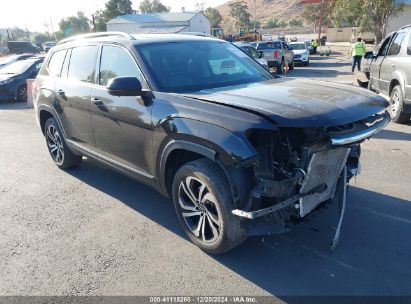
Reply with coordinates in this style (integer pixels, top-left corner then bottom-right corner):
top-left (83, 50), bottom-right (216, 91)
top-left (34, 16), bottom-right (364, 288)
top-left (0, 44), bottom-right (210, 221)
top-left (54, 45), bottom-right (98, 146)
top-left (90, 44), bottom-right (153, 175)
top-left (379, 31), bottom-right (406, 94)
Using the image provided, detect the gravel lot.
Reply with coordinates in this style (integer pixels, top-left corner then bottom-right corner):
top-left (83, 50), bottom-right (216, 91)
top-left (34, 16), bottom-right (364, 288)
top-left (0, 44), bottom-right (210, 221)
top-left (1, 49), bottom-right (411, 299)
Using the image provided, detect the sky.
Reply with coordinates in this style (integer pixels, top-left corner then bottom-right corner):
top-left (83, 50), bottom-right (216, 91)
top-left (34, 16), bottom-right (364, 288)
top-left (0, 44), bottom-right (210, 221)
top-left (0, 0), bottom-right (227, 33)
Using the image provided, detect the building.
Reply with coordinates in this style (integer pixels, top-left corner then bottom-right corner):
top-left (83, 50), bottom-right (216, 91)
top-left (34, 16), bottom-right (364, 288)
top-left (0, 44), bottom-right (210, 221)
top-left (107, 12), bottom-right (211, 35)
top-left (386, 0), bottom-right (411, 34)
top-left (327, 0), bottom-right (411, 43)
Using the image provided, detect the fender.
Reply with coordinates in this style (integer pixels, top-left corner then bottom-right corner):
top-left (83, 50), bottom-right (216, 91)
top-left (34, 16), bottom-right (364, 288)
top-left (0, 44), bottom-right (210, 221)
top-left (390, 70), bottom-right (406, 95)
top-left (156, 118), bottom-right (259, 196)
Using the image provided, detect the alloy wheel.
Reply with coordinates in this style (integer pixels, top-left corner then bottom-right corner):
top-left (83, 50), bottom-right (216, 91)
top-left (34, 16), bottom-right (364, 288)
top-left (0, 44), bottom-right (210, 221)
top-left (390, 91), bottom-right (400, 118)
top-left (17, 86), bottom-right (27, 102)
top-left (46, 124), bottom-right (64, 164)
top-left (177, 176), bottom-right (221, 243)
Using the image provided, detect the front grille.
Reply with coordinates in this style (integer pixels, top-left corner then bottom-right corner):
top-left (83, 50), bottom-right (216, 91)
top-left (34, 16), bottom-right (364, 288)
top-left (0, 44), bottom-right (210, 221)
top-left (299, 148), bottom-right (350, 217)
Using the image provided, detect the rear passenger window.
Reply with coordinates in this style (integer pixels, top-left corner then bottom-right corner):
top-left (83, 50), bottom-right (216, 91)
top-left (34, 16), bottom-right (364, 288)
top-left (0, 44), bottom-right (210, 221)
top-left (387, 32), bottom-right (405, 56)
top-left (47, 50), bottom-right (67, 77)
top-left (68, 46), bottom-right (98, 83)
top-left (99, 45), bottom-right (142, 86)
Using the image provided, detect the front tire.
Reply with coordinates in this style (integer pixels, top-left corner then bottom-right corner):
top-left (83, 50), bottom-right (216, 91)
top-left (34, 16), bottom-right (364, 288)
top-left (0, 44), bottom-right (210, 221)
top-left (389, 85), bottom-right (411, 124)
top-left (45, 117), bottom-right (82, 169)
top-left (172, 159), bottom-right (247, 254)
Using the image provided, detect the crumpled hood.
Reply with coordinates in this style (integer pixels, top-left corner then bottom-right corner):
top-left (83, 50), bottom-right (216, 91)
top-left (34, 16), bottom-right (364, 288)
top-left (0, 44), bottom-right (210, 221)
top-left (183, 78), bottom-right (389, 127)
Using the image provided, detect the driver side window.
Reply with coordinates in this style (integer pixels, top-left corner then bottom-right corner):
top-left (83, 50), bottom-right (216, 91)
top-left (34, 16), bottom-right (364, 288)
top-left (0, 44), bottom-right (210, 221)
top-left (378, 35), bottom-right (393, 56)
top-left (99, 45), bottom-right (143, 87)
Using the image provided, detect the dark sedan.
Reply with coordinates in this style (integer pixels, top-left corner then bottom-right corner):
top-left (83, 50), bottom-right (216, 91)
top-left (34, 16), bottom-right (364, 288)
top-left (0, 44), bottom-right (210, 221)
top-left (0, 58), bottom-right (43, 102)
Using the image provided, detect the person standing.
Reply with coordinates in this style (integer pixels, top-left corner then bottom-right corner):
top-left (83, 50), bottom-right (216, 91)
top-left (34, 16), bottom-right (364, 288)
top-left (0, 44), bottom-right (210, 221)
top-left (351, 37), bottom-right (366, 72)
top-left (311, 39), bottom-right (318, 54)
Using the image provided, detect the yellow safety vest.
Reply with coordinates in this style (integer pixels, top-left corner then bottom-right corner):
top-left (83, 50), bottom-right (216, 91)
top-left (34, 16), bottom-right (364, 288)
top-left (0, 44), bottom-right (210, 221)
top-left (352, 42), bottom-right (366, 56)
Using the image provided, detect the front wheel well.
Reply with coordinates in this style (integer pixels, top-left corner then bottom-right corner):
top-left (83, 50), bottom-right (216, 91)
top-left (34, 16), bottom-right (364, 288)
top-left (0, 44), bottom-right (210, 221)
top-left (39, 110), bottom-right (53, 135)
top-left (164, 149), bottom-right (205, 197)
top-left (389, 79), bottom-right (401, 95)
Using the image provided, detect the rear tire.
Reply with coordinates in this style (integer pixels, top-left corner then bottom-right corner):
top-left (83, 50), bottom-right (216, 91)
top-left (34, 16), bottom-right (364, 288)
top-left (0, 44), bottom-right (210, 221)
top-left (389, 85), bottom-right (411, 124)
top-left (277, 59), bottom-right (284, 74)
top-left (172, 158), bottom-right (247, 254)
top-left (44, 117), bottom-right (82, 169)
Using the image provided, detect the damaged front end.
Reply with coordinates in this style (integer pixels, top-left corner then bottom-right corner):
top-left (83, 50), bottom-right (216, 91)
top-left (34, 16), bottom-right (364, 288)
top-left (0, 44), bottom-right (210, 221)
top-left (232, 111), bottom-right (390, 240)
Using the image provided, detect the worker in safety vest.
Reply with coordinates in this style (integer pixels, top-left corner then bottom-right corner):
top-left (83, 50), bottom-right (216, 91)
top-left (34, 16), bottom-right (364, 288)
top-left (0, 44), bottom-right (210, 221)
top-left (351, 37), bottom-right (366, 72)
top-left (311, 39), bottom-right (318, 54)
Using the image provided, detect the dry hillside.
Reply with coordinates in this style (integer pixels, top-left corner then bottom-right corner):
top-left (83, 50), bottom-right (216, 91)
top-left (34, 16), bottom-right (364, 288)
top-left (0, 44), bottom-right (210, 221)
top-left (216, 0), bottom-right (304, 23)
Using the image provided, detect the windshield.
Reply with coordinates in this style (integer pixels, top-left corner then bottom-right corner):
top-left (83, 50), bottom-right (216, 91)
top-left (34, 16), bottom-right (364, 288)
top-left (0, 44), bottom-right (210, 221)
top-left (0, 60), bottom-right (35, 74)
top-left (289, 43), bottom-right (306, 50)
top-left (137, 41), bottom-right (273, 93)
top-left (256, 41), bottom-right (282, 50)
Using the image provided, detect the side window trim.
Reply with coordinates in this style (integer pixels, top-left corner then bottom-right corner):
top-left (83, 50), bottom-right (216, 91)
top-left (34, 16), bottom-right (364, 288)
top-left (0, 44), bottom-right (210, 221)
top-left (387, 31), bottom-right (406, 56)
top-left (97, 43), bottom-right (149, 89)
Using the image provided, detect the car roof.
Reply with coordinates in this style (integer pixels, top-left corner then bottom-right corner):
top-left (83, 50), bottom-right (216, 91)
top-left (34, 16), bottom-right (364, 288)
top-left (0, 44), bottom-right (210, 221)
top-left (55, 33), bottom-right (222, 51)
top-left (289, 42), bottom-right (306, 44)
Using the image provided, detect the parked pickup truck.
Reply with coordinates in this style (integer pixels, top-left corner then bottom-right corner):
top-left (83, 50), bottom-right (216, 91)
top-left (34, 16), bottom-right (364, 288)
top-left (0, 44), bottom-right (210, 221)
top-left (367, 25), bottom-right (411, 123)
top-left (252, 40), bottom-right (294, 74)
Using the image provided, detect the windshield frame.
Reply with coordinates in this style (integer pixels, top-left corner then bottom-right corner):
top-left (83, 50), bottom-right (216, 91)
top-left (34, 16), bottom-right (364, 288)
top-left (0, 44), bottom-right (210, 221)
top-left (135, 40), bottom-right (274, 93)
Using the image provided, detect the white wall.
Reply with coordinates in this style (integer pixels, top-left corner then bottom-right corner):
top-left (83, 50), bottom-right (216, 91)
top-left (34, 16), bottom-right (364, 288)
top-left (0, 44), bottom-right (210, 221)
top-left (386, 5), bottom-right (411, 34)
top-left (187, 13), bottom-right (211, 34)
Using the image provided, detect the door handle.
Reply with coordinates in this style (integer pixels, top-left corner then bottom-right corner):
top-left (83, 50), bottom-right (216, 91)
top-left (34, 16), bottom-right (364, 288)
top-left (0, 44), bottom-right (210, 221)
top-left (91, 97), bottom-right (103, 105)
top-left (57, 89), bottom-right (65, 96)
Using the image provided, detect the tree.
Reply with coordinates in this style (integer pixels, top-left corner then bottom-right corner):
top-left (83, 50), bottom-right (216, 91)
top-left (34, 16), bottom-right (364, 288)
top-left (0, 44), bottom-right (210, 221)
top-left (93, 10), bottom-right (107, 32)
top-left (139, 0), bottom-right (170, 13)
top-left (332, 0), bottom-right (405, 43)
top-left (34, 34), bottom-right (51, 45)
top-left (103, 0), bottom-right (133, 21)
top-left (58, 11), bottom-right (91, 38)
top-left (301, 3), bottom-right (331, 29)
top-left (228, 1), bottom-right (251, 28)
top-left (204, 7), bottom-right (222, 28)
top-left (250, 20), bottom-right (261, 29)
top-left (195, 2), bottom-right (206, 12)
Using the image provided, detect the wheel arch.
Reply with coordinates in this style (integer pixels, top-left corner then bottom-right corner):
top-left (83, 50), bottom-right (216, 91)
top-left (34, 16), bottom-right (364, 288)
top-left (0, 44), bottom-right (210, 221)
top-left (37, 105), bottom-right (66, 138)
top-left (389, 73), bottom-right (405, 96)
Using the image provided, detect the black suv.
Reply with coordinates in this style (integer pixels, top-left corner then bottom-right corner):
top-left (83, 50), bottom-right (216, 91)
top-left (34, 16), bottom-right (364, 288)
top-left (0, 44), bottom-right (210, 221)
top-left (34, 32), bottom-right (389, 253)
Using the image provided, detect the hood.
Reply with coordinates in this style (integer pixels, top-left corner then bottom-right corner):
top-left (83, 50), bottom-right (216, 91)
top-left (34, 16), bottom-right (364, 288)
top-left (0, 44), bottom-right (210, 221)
top-left (183, 78), bottom-right (388, 127)
top-left (293, 49), bottom-right (308, 55)
top-left (0, 74), bottom-right (14, 82)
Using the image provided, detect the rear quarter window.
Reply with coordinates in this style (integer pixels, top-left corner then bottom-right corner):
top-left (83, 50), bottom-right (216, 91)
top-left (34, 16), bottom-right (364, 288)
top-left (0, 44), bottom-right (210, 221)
top-left (47, 49), bottom-right (67, 77)
top-left (256, 42), bottom-right (282, 50)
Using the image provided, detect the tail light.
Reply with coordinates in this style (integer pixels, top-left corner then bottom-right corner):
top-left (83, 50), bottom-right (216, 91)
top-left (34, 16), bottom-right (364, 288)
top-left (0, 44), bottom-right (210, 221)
top-left (274, 51), bottom-right (279, 59)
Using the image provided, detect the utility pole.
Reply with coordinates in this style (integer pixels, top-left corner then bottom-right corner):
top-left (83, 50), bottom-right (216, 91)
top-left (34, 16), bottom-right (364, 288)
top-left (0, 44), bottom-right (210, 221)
top-left (25, 26), bottom-right (30, 39)
top-left (49, 18), bottom-right (56, 41)
top-left (318, 0), bottom-right (324, 41)
top-left (254, 0), bottom-right (257, 30)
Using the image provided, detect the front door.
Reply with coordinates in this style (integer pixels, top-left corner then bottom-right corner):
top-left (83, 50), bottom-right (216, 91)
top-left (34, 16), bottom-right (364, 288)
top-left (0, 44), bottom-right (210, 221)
top-left (369, 35), bottom-right (393, 92)
top-left (90, 45), bottom-right (153, 176)
top-left (379, 31), bottom-right (406, 94)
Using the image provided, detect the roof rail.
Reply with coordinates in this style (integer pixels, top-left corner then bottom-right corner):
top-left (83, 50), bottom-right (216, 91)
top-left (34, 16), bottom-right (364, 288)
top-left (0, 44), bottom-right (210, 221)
top-left (179, 32), bottom-right (215, 38)
top-left (58, 32), bottom-right (135, 45)
top-left (400, 24), bottom-right (411, 30)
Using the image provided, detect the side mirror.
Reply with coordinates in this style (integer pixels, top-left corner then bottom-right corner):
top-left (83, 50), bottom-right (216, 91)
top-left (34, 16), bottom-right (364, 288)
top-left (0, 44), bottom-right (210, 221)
top-left (107, 77), bottom-right (142, 97)
top-left (364, 51), bottom-right (375, 59)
